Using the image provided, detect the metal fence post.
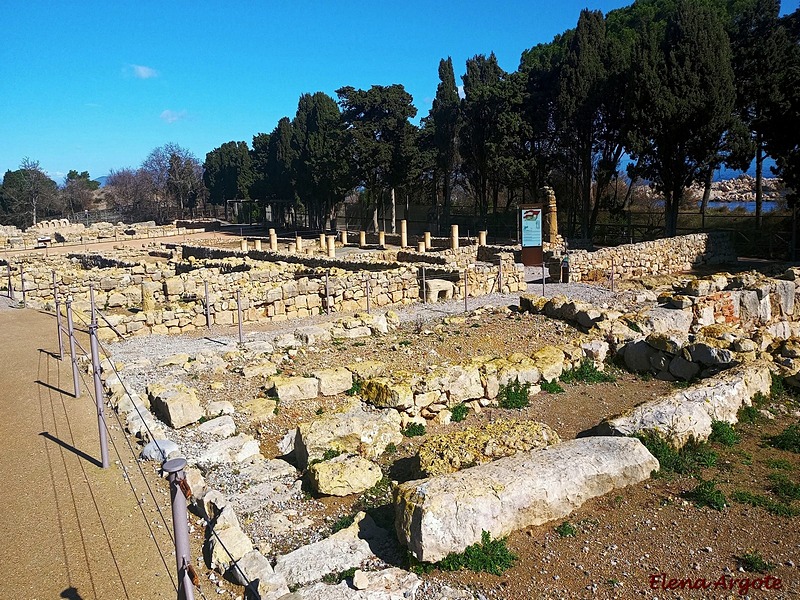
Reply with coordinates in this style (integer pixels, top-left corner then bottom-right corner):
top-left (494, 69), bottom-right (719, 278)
top-left (66, 298), bottom-right (80, 398)
top-left (53, 272), bottom-right (64, 360)
top-left (611, 258), bottom-right (615, 292)
top-left (204, 280), bottom-right (211, 329)
top-left (325, 270), bottom-right (331, 316)
top-left (89, 286), bottom-right (109, 469)
top-left (236, 290), bottom-right (243, 344)
top-left (541, 263), bottom-right (546, 296)
top-left (498, 258), bottom-right (503, 294)
top-left (163, 457), bottom-right (196, 600)
top-left (7, 263), bottom-right (13, 300)
top-left (422, 267), bottom-right (426, 303)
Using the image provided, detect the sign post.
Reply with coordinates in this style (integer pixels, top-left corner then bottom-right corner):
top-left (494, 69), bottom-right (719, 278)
top-left (519, 204), bottom-right (543, 267)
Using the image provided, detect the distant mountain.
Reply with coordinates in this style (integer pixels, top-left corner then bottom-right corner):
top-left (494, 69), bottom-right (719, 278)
top-left (94, 176), bottom-right (108, 188)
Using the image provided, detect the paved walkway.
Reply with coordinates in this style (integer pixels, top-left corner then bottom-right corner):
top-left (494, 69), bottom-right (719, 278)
top-left (0, 299), bottom-right (176, 599)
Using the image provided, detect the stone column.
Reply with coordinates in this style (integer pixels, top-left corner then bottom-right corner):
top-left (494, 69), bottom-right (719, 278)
top-left (400, 220), bottom-right (408, 248)
top-left (478, 231), bottom-right (487, 246)
top-left (319, 233), bottom-right (327, 250)
top-left (240, 239), bottom-right (248, 252)
top-left (327, 235), bottom-right (336, 258)
top-left (378, 231), bottom-right (386, 248)
top-left (451, 225), bottom-right (459, 250)
top-left (295, 236), bottom-right (303, 253)
top-left (543, 186), bottom-right (558, 244)
top-left (254, 239), bottom-right (262, 251)
top-left (341, 230), bottom-right (348, 245)
top-left (360, 231), bottom-right (367, 248)
top-left (417, 241), bottom-right (426, 253)
top-left (424, 231), bottom-right (432, 250)
top-left (269, 231), bottom-right (278, 251)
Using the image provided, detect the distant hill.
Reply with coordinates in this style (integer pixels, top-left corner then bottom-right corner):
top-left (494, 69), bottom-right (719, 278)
top-left (94, 175), bottom-right (108, 188)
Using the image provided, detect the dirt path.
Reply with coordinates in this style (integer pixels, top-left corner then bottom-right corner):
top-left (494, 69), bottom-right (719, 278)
top-left (0, 298), bottom-right (177, 600)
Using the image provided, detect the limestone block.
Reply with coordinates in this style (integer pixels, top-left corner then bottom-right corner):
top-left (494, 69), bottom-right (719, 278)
top-left (581, 339), bottom-right (609, 363)
top-left (209, 524), bottom-right (253, 572)
top-left (274, 512), bottom-right (393, 587)
top-left (294, 400), bottom-right (403, 469)
top-left (773, 280), bottom-right (795, 316)
top-left (313, 367), bottom-right (354, 396)
top-left (591, 365), bottom-right (771, 448)
top-left (286, 568), bottom-right (421, 600)
top-left (296, 325), bottom-right (332, 345)
top-left (197, 415), bottom-right (236, 438)
top-left (533, 346), bottom-right (565, 382)
top-left (241, 397), bottom-right (278, 424)
top-left (228, 550), bottom-right (289, 599)
top-left (148, 382), bottom-right (204, 429)
top-left (164, 276), bottom-right (184, 296)
top-left (646, 331), bottom-right (688, 355)
top-left (242, 360), bottom-right (278, 379)
top-left (417, 419), bottom-right (560, 476)
top-left (347, 360), bottom-right (386, 380)
top-left (197, 434), bottom-right (262, 467)
top-left (641, 308), bottom-right (693, 333)
top-left (395, 437), bottom-right (658, 562)
top-left (308, 454), bottom-right (383, 496)
top-left (362, 377), bottom-right (414, 409)
top-left (140, 438), bottom-right (180, 461)
top-left (623, 340), bottom-right (656, 373)
top-left (270, 376), bottom-right (319, 403)
top-left (158, 353), bottom-right (190, 367)
top-left (668, 356), bottom-right (700, 381)
top-left (685, 343), bottom-right (734, 366)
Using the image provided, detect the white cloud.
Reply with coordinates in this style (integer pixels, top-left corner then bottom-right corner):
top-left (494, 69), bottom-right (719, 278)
top-left (160, 109), bottom-right (187, 124)
top-left (131, 64), bottom-right (158, 79)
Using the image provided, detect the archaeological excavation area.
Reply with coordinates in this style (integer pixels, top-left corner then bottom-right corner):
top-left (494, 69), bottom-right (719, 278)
top-left (3, 224), bottom-right (800, 599)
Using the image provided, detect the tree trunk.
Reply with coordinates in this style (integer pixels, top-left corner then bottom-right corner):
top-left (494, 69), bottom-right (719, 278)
top-left (701, 169), bottom-right (713, 231)
top-left (755, 135), bottom-right (764, 230)
top-left (372, 192), bottom-right (379, 232)
top-left (581, 138), bottom-right (592, 239)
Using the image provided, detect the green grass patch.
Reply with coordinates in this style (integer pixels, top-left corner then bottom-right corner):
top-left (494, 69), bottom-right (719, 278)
top-left (554, 521), bottom-right (577, 537)
top-left (560, 359), bottom-right (616, 384)
top-left (738, 551), bottom-right (776, 574)
top-left (330, 514), bottom-right (356, 533)
top-left (738, 405), bottom-right (763, 425)
top-left (451, 403), bottom-right (469, 422)
top-left (683, 479), bottom-right (726, 511)
top-left (708, 420), bottom-right (741, 446)
top-left (399, 339), bottom-right (412, 347)
top-left (322, 566), bottom-right (357, 583)
top-left (435, 531), bottom-right (518, 576)
top-left (345, 377), bottom-right (363, 397)
top-left (635, 432), bottom-right (717, 476)
top-left (498, 378), bottom-right (532, 408)
top-left (766, 421), bottom-right (800, 453)
top-left (770, 374), bottom-right (787, 399)
top-left (768, 458), bottom-right (794, 471)
top-left (540, 379), bottom-right (564, 394)
top-left (383, 442), bottom-right (397, 455)
top-left (731, 490), bottom-right (798, 517)
top-left (402, 423), bottom-right (426, 437)
top-left (769, 473), bottom-right (800, 502)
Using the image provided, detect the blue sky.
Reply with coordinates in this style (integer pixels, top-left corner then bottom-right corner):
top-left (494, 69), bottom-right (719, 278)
top-left (2, 1), bottom-right (797, 184)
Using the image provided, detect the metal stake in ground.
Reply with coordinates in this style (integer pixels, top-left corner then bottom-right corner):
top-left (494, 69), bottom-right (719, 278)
top-left (325, 270), bottom-right (331, 316)
top-left (498, 257), bottom-right (503, 294)
top-left (6, 263), bottom-right (12, 300)
top-left (365, 274), bottom-right (371, 314)
top-left (541, 263), bottom-right (546, 296)
top-left (20, 263), bottom-right (26, 307)
top-left (66, 297), bottom-right (80, 398)
top-left (464, 268), bottom-right (468, 313)
top-left (163, 457), bottom-right (196, 600)
top-left (53, 272), bottom-right (64, 360)
top-left (89, 285), bottom-right (110, 469)
top-left (422, 267), bottom-right (426, 303)
top-left (236, 290), bottom-right (243, 344)
top-left (204, 280), bottom-right (211, 329)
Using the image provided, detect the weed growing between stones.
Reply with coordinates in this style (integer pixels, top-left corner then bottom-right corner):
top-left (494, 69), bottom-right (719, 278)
top-left (498, 378), bottom-right (532, 408)
top-left (738, 551), bottom-right (776, 574)
top-left (307, 448), bottom-right (343, 467)
top-left (766, 421), bottom-right (800, 453)
top-left (635, 432), bottom-right (717, 476)
top-left (402, 423), bottom-right (426, 437)
top-left (451, 403), bottom-right (469, 422)
top-left (431, 531), bottom-right (518, 576)
top-left (555, 521), bottom-right (577, 537)
top-left (709, 420), bottom-right (741, 446)
top-left (560, 359), bottom-right (617, 384)
top-left (330, 514), bottom-right (356, 533)
top-left (730, 490), bottom-right (798, 517)
top-left (767, 458), bottom-right (794, 471)
top-left (322, 566), bottom-right (357, 583)
top-left (539, 379), bottom-right (564, 394)
top-left (684, 479), bottom-right (727, 511)
top-left (346, 377), bottom-right (363, 397)
top-left (383, 442), bottom-right (397, 455)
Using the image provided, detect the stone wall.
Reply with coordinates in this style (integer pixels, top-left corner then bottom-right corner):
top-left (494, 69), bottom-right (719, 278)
top-left (565, 232), bottom-right (735, 282)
